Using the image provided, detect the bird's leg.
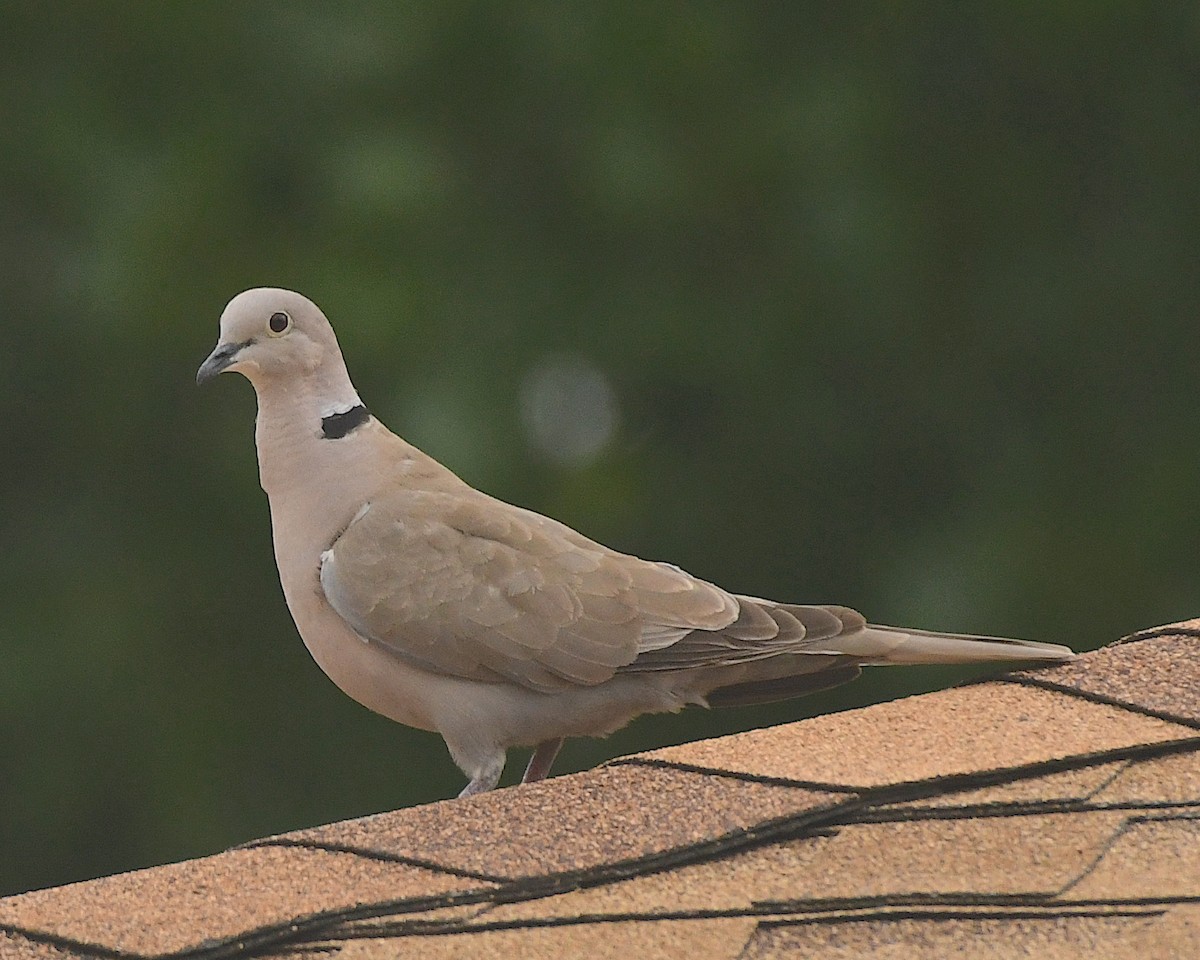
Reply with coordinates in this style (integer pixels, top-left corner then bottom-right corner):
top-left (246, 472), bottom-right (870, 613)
top-left (456, 754), bottom-right (505, 799)
top-left (522, 738), bottom-right (565, 784)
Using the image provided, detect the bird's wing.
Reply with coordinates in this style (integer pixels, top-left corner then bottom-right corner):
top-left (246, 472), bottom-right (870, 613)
top-left (618, 600), bottom-right (864, 672)
top-left (318, 489), bottom-right (740, 692)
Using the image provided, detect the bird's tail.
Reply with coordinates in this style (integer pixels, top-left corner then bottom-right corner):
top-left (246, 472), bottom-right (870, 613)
top-left (802, 620), bottom-right (1075, 665)
top-left (697, 605), bottom-right (1073, 709)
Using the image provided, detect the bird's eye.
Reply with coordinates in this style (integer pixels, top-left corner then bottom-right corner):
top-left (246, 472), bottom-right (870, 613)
top-left (267, 311), bottom-right (292, 336)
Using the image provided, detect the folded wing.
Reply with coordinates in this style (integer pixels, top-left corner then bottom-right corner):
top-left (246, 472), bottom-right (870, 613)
top-left (318, 490), bottom-right (740, 692)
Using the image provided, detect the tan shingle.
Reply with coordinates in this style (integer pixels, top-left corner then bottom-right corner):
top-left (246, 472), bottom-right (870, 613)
top-left (1089, 751), bottom-right (1200, 806)
top-left (876, 760), bottom-right (1126, 810)
top-left (1010, 626), bottom-right (1200, 727)
top-left (339, 918), bottom-right (758, 960)
top-left (1065, 816), bottom-right (1200, 901)
top-left (477, 810), bottom-right (1126, 928)
top-left (1126, 617), bottom-right (1200, 638)
top-left (0, 933), bottom-right (90, 959)
top-left (260, 764), bottom-right (840, 880)
top-left (0, 845), bottom-right (486, 957)
top-left (740, 911), bottom-right (1188, 960)
top-left (756, 812), bottom-right (1130, 901)
top-left (634, 683), bottom-right (1196, 788)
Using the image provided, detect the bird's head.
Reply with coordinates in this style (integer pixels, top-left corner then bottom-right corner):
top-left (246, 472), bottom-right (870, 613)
top-left (197, 287), bottom-right (348, 389)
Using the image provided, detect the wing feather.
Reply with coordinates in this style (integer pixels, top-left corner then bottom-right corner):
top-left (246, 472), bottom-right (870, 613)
top-left (319, 489), bottom-right (739, 692)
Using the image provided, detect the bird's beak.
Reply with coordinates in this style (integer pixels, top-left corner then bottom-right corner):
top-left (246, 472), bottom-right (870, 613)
top-left (196, 340), bottom-right (250, 385)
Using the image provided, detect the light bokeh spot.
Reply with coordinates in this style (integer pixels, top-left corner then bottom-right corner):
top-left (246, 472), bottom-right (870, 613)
top-left (519, 354), bottom-right (619, 466)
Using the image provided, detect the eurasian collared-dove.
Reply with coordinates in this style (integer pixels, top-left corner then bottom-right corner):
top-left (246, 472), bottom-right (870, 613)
top-left (198, 288), bottom-right (1075, 797)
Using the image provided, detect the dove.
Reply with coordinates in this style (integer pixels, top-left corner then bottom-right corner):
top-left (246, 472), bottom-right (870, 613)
top-left (198, 287), bottom-right (1075, 797)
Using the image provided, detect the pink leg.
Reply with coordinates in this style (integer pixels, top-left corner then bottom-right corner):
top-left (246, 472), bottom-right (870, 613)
top-left (522, 738), bottom-right (565, 783)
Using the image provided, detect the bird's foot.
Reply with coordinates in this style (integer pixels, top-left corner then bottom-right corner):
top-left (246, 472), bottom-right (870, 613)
top-left (457, 777), bottom-right (494, 798)
top-left (456, 756), bottom-right (504, 798)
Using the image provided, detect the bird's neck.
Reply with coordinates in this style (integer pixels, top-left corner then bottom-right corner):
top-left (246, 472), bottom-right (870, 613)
top-left (251, 374), bottom-right (367, 499)
top-left (248, 374), bottom-right (463, 559)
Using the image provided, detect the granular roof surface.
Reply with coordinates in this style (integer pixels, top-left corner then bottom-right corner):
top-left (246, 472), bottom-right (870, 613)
top-left (2, 619), bottom-right (1198, 959)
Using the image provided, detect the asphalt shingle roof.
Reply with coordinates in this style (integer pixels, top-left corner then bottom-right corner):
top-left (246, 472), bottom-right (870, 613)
top-left (3, 619), bottom-right (1199, 959)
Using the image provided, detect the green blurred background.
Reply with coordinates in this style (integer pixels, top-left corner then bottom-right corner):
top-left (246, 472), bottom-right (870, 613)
top-left (2, 3), bottom-right (1198, 896)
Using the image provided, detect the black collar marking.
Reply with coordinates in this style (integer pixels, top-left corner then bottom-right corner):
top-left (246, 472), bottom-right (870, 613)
top-left (321, 404), bottom-right (371, 439)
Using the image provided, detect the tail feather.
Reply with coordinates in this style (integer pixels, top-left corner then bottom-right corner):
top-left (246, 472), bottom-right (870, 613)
top-left (801, 622), bottom-right (1076, 665)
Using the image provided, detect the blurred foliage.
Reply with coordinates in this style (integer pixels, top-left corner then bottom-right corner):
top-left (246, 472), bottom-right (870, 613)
top-left (2, 2), bottom-right (1198, 896)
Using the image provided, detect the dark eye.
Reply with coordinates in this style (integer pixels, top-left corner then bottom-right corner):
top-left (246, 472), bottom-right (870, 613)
top-left (268, 311), bottom-right (291, 335)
